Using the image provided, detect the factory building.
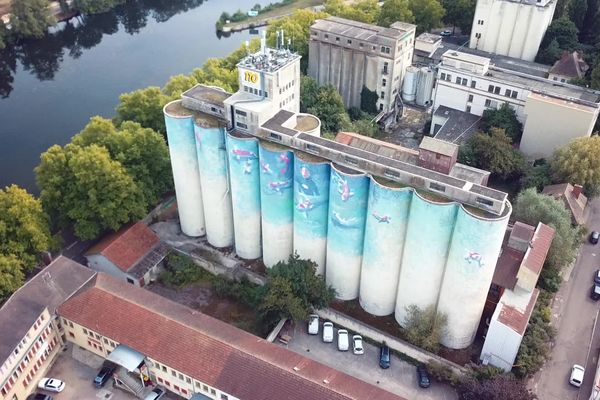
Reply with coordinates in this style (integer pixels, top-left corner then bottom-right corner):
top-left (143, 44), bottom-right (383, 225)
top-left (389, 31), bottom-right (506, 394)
top-left (469, 0), bottom-right (557, 62)
top-left (308, 17), bottom-right (416, 113)
top-left (165, 40), bottom-right (514, 349)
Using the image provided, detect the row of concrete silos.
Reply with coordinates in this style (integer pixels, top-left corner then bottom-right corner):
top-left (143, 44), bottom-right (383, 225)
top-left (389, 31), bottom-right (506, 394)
top-left (164, 101), bottom-right (510, 349)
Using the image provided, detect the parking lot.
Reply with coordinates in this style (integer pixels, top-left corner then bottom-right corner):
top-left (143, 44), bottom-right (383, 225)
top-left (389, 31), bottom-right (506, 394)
top-left (282, 321), bottom-right (458, 400)
top-left (38, 345), bottom-right (181, 400)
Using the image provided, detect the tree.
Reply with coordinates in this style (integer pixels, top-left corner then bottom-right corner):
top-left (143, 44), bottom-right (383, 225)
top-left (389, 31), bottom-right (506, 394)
top-left (300, 75), bottom-right (320, 113)
top-left (536, 38), bottom-right (563, 64)
top-left (552, 135), bottom-right (600, 196)
top-left (458, 376), bottom-right (537, 400)
top-left (72, 117), bottom-right (173, 207)
top-left (540, 18), bottom-right (580, 52)
top-left (0, 185), bottom-right (53, 270)
top-left (114, 87), bottom-right (169, 136)
top-left (324, 0), bottom-right (380, 24)
top-left (570, 0), bottom-right (589, 32)
top-left (591, 59), bottom-right (600, 89)
top-left (0, 254), bottom-right (24, 302)
top-left (409, 0), bottom-right (445, 34)
top-left (349, 118), bottom-right (379, 137)
top-left (360, 86), bottom-right (379, 114)
top-left (36, 144), bottom-right (146, 240)
top-left (10, 0), bottom-right (55, 39)
top-left (441, 0), bottom-right (475, 34)
top-left (259, 255), bottom-right (336, 323)
top-left (513, 188), bottom-right (581, 283)
top-left (520, 160), bottom-right (552, 191)
top-left (459, 128), bottom-right (527, 181)
top-left (377, 0), bottom-right (415, 27)
top-left (307, 84), bottom-right (349, 133)
top-left (403, 304), bottom-right (447, 353)
top-left (480, 103), bottom-right (523, 143)
top-left (162, 74), bottom-right (199, 99)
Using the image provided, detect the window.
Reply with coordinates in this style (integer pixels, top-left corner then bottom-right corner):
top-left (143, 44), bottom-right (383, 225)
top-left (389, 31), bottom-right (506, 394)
top-left (269, 133), bottom-right (282, 141)
top-left (235, 109), bottom-right (247, 117)
top-left (359, 42), bottom-right (364, 47)
top-left (382, 78), bottom-right (386, 87)
top-left (468, 94), bottom-right (473, 102)
top-left (455, 76), bottom-right (461, 84)
top-left (347, 39), bottom-right (352, 44)
top-left (221, 395), bottom-right (229, 400)
top-left (171, 370), bottom-right (176, 377)
top-left (471, 80), bottom-right (476, 88)
top-left (553, 77), bottom-right (558, 81)
top-left (383, 62), bottom-right (389, 74)
top-left (484, 99), bottom-right (491, 107)
top-left (440, 72), bottom-right (446, 81)
top-left (466, 105), bottom-right (471, 113)
top-left (203, 385), bottom-right (209, 392)
top-left (335, 36), bottom-right (340, 42)
top-left (461, 78), bottom-right (468, 86)
top-left (324, 34), bottom-right (328, 39)
top-left (487, 85), bottom-right (494, 93)
top-left (429, 182), bottom-right (446, 192)
top-left (178, 373), bottom-right (183, 380)
top-left (95, 334), bottom-right (101, 340)
top-left (236, 122), bottom-right (248, 129)
top-left (211, 389), bottom-right (217, 395)
top-left (494, 86), bottom-right (500, 94)
top-left (379, 103), bottom-right (384, 111)
top-left (476, 197), bottom-right (494, 207)
top-left (82, 328), bottom-right (88, 335)
top-left (103, 338), bottom-right (108, 344)
top-left (381, 46), bottom-right (385, 53)
top-left (344, 156), bottom-right (358, 166)
top-left (380, 91), bottom-right (385, 99)
top-left (186, 377), bottom-right (191, 384)
top-left (69, 332), bottom-right (75, 338)
top-left (384, 169), bottom-right (399, 179)
top-left (126, 278), bottom-right (134, 284)
top-left (445, 74), bottom-right (451, 82)
top-left (505, 89), bottom-right (511, 97)
top-left (162, 365), bottom-right (167, 372)
top-left (306, 144), bottom-right (320, 154)
top-left (475, 32), bottom-right (481, 39)
top-left (511, 91), bottom-right (517, 99)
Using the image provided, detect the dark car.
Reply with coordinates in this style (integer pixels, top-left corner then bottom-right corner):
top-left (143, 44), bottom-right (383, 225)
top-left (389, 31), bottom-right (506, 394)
top-left (591, 284), bottom-right (600, 301)
top-left (94, 361), bottom-right (117, 388)
top-left (379, 342), bottom-right (391, 369)
top-left (417, 365), bottom-right (431, 388)
top-left (590, 231), bottom-right (599, 244)
top-left (27, 394), bottom-right (54, 400)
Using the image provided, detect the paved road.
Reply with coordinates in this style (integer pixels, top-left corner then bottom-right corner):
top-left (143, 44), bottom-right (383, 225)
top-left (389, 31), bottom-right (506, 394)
top-left (532, 199), bottom-right (600, 400)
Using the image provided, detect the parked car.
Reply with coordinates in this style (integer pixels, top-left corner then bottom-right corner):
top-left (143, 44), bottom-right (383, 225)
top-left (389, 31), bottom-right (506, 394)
top-left (337, 329), bottom-right (349, 351)
top-left (440, 29), bottom-right (452, 36)
top-left (38, 378), bottom-right (65, 393)
top-left (308, 314), bottom-right (319, 335)
top-left (352, 335), bottom-right (364, 355)
top-left (590, 231), bottom-right (599, 244)
top-left (417, 365), bottom-right (431, 388)
top-left (27, 394), bottom-right (54, 400)
top-left (379, 342), bottom-right (391, 369)
top-left (591, 284), bottom-right (600, 300)
top-left (323, 321), bottom-right (334, 343)
top-left (94, 361), bottom-right (117, 388)
top-left (570, 364), bottom-right (585, 387)
top-left (594, 269), bottom-right (600, 285)
top-left (143, 386), bottom-right (166, 400)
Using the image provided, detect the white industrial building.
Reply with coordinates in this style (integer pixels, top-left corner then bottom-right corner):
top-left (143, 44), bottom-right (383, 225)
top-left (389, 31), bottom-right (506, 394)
top-left (469, 0), bottom-right (557, 62)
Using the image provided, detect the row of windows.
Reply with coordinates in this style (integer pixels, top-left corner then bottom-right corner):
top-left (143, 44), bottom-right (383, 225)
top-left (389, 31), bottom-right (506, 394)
top-left (242, 86), bottom-right (268, 98)
top-left (152, 362), bottom-right (230, 400)
top-left (474, 32), bottom-right (482, 39)
top-left (311, 30), bottom-right (412, 56)
top-left (279, 93), bottom-right (295, 109)
top-left (279, 79), bottom-right (295, 94)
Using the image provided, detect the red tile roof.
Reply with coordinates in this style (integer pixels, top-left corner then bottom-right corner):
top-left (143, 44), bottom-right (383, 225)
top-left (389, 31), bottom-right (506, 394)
top-left (549, 51), bottom-right (589, 79)
top-left (522, 223), bottom-right (555, 276)
top-left (85, 222), bottom-right (160, 272)
top-left (58, 274), bottom-right (405, 400)
top-left (497, 289), bottom-right (539, 335)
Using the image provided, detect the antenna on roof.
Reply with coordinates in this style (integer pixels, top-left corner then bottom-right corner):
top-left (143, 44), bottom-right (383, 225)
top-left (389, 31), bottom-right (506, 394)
top-left (275, 31), bottom-right (280, 49)
top-left (281, 30), bottom-right (285, 50)
top-left (260, 30), bottom-right (267, 55)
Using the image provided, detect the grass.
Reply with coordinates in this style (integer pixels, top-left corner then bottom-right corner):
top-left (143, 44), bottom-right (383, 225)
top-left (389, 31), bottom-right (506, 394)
top-left (223, 0), bottom-right (323, 29)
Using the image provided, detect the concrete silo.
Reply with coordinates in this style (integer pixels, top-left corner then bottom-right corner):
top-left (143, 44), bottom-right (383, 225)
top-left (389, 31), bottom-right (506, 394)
top-left (437, 204), bottom-right (511, 349)
top-left (258, 142), bottom-right (294, 268)
top-left (395, 193), bottom-right (458, 325)
top-left (326, 165), bottom-right (369, 300)
top-left (193, 115), bottom-right (234, 248)
top-left (226, 132), bottom-right (262, 260)
top-left (293, 152), bottom-right (331, 276)
top-left (163, 100), bottom-right (206, 237)
top-left (360, 178), bottom-right (412, 316)
top-left (416, 67), bottom-right (435, 107)
top-left (401, 66), bottom-right (419, 103)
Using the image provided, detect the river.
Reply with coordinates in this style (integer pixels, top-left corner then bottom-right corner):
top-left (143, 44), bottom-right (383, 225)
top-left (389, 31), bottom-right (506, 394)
top-left (0, 0), bottom-right (267, 192)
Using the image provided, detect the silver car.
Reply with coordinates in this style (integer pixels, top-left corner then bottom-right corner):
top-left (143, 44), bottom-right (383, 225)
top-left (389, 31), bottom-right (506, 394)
top-left (322, 321), bottom-right (334, 343)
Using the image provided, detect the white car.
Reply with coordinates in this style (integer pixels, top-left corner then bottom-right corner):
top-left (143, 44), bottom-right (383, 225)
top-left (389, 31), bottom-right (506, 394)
top-left (38, 378), bottom-right (65, 392)
top-left (337, 329), bottom-right (349, 351)
top-left (352, 335), bottom-right (364, 355)
top-left (440, 29), bottom-right (452, 36)
top-left (323, 321), bottom-right (334, 343)
top-left (308, 314), bottom-right (319, 335)
top-left (570, 364), bottom-right (585, 387)
top-left (143, 386), bottom-right (166, 400)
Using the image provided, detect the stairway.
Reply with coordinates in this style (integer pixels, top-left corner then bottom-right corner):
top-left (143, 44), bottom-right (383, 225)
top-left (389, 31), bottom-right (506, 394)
top-left (114, 366), bottom-right (145, 398)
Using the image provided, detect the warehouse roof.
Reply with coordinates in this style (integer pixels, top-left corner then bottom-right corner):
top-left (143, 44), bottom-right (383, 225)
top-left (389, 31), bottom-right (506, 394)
top-left (311, 17), bottom-right (414, 41)
top-left (58, 273), bottom-right (405, 400)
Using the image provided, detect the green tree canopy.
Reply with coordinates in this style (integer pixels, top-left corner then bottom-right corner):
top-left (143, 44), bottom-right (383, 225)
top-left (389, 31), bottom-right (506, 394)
top-left (162, 74), bottom-right (199, 99)
top-left (459, 128), bottom-right (527, 180)
top-left (552, 135), bottom-right (600, 196)
top-left (300, 75), bottom-right (320, 113)
top-left (0, 254), bottom-right (24, 302)
top-left (591, 59), bottom-right (600, 89)
top-left (306, 84), bottom-right (349, 133)
top-left (409, 0), bottom-right (445, 34)
top-left (540, 18), bottom-right (580, 52)
top-left (324, 0), bottom-right (380, 24)
top-left (376, 0), bottom-right (415, 27)
top-left (72, 117), bottom-right (173, 207)
top-left (10, 0), bottom-right (55, 38)
top-left (403, 304), bottom-right (447, 353)
top-left (441, 0), bottom-right (475, 34)
top-left (536, 38), bottom-right (563, 64)
top-left (36, 144), bottom-right (146, 240)
top-left (0, 185), bottom-right (52, 270)
top-left (458, 376), bottom-right (537, 400)
top-left (114, 86), bottom-right (169, 136)
top-left (480, 103), bottom-right (523, 143)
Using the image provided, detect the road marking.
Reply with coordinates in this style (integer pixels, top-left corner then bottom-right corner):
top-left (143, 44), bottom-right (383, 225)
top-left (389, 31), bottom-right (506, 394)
top-left (66, 241), bottom-right (79, 250)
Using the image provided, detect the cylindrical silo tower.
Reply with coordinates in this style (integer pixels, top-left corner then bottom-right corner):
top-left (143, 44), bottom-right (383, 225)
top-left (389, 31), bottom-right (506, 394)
top-left (326, 165), bottom-right (369, 300)
top-left (416, 67), bottom-right (435, 107)
top-left (437, 204), bottom-right (511, 349)
top-left (226, 132), bottom-right (262, 260)
top-left (259, 142), bottom-right (294, 268)
top-left (401, 66), bottom-right (419, 103)
top-left (293, 152), bottom-right (331, 275)
top-left (163, 100), bottom-right (206, 237)
top-left (359, 178), bottom-right (412, 316)
top-left (193, 115), bottom-right (234, 248)
top-left (395, 193), bottom-right (458, 326)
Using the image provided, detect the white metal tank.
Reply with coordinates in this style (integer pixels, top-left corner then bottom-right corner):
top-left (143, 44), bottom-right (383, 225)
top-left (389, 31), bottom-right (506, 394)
top-left (416, 67), bottom-right (435, 107)
top-left (163, 100), bottom-right (206, 237)
top-left (401, 66), bottom-right (419, 103)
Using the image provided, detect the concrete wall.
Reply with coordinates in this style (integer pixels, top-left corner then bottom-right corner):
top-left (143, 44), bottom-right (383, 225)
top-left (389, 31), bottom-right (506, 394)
top-left (164, 102), bottom-right (206, 237)
top-left (479, 309), bottom-right (523, 372)
top-left (258, 143), bottom-right (294, 267)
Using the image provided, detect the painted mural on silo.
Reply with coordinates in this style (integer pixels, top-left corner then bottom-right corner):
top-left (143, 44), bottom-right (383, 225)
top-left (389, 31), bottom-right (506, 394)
top-left (163, 100), bottom-right (205, 237)
top-left (359, 178), bottom-right (412, 316)
top-left (395, 194), bottom-right (458, 326)
top-left (326, 165), bottom-right (369, 300)
top-left (437, 205), bottom-right (511, 349)
top-left (293, 152), bottom-right (331, 275)
top-left (226, 133), bottom-right (262, 260)
top-left (194, 118), bottom-right (234, 248)
top-left (259, 142), bottom-right (294, 267)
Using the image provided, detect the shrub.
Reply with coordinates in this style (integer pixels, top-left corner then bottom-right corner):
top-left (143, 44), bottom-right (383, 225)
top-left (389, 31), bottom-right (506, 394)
top-left (403, 304), bottom-right (448, 353)
top-left (160, 253), bottom-right (210, 288)
top-left (426, 360), bottom-right (461, 386)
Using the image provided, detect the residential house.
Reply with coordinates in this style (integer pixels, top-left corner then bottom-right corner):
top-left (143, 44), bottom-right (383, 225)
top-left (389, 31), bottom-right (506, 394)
top-left (542, 183), bottom-right (588, 225)
top-left (548, 51), bottom-right (589, 83)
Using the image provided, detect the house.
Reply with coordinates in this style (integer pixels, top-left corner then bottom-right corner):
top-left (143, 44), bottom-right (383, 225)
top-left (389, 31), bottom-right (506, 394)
top-left (480, 222), bottom-right (555, 371)
top-left (542, 183), bottom-right (588, 225)
top-left (549, 51), bottom-right (589, 83)
top-left (85, 222), bottom-right (169, 287)
top-left (0, 256), bottom-right (96, 400)
top-left (58, 272), bottom-right (406, 400)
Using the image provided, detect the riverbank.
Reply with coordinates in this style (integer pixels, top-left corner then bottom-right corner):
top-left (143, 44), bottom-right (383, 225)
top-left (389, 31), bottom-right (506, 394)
top-left (219, 0), bottom-right (323, 32)
top-left (1, 0), bottom-right (77, 26)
